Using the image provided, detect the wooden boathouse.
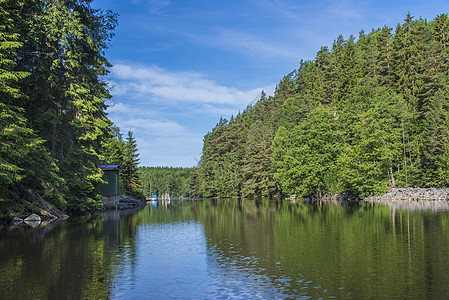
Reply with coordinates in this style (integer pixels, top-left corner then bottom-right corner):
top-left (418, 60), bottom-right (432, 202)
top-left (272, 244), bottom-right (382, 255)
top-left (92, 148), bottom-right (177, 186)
top-left (98, 164), bottom-right (120, 209)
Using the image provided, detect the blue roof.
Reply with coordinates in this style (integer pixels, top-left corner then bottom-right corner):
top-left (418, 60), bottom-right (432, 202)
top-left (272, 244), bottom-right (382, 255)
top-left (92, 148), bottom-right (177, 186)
top-left (97, 164), bottom-right (120, 170)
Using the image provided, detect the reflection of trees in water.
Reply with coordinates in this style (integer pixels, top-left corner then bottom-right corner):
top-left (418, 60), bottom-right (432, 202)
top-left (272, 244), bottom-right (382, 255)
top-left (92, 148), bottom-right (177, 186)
top-left (0, 216), bottom-right (113, 299)
top-left (198, 199), bottom-right (449, 299)
top-left (2, 201), bottom-right (449, 299)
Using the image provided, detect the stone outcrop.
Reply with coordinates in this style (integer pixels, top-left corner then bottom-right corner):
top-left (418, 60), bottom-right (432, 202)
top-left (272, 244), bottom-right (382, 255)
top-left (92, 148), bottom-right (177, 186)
top-left (23, 213), bottom-right (42, 228)
top-left (364, 188), bottom-right (449, 211)
top-left (12, 217), bottom-right (23, 225)
top-left (302, 194), bottom-right (353, 204)
top-left (365, 188), bottom-right (449, 202)
top-left (24, 213), bottom-right (41, 222)
top-left (297, 188), bottom-right (449, 210)
top-left (117, 196), bottom-right (146, 210)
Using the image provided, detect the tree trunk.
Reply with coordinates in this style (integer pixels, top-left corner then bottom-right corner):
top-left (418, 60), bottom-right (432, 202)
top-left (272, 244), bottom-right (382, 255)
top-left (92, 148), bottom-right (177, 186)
top-left (389, 167), bottom-right (396, 187)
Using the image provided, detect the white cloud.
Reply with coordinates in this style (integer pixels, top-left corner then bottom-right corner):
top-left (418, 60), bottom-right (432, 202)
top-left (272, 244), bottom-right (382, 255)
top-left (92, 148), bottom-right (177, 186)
top-left (108, 111), bottom-right (204, 167)
top-left (106, 101), bottom-right (156, 117)
top-left (109, 63), bottom-right (273, 107)
top-left (196, 104), bottom-right (242, 117)
top-left (117, 118), bottom-right (186, 135)
top-left (106, 62), bottom-right (276, 167)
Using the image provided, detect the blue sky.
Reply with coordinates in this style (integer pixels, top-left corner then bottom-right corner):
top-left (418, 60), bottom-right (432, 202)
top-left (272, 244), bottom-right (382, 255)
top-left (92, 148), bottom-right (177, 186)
top-left (92, 0), bottom-right (449, 167)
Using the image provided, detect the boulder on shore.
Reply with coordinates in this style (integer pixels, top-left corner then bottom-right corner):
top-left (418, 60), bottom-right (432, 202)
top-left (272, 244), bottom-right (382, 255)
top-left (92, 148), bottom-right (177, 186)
top-left (365, 187), bottom-right (449, 202)
top-left (364, 188), bottom-right (449, 211)
top-left (12, 217), bottom-right (23, 225)
top-left (24, 213), bottom-right (41, 227)
top-left (24, 213), bottom-right (41, 222)
top-left (118, 196), bottom-right (146, 210)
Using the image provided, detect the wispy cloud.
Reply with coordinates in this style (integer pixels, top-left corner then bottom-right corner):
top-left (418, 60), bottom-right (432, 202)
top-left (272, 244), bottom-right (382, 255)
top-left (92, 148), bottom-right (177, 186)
top-left (327, 0), bottom-right (365, 20)
top-left (129, 0), bottom-right (170, 13)
top-left (256, 0), bottom-right (317, 21)
top-left (115, 118), bottom-right (186, 136)
top-left (329, 7), bottom-right (363, 20)
top-left (216, 30), bottom-right (299, 59)
top-left (105, 62), bottom-right (276, 166)
top-left (107, 108), bottom-right (204, 167)
top-left (195, 104), bottom-right (243, 117)
top-left (106, 101), bottom-right (156, 117)
top-left (109, 63), bottom-right (272, 107)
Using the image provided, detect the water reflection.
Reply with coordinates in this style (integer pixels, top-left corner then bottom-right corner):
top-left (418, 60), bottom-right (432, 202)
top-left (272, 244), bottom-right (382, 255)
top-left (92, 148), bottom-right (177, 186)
top-left (1, 199), bottom-right (449, 299)
top-left (0, 216), bottom-right (113, 299)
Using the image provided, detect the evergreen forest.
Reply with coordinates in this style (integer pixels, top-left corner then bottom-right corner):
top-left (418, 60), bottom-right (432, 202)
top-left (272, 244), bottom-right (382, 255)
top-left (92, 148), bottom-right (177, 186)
top-left (0, 0), bottom-right (141, 216)
top-left (140, 167), bottom-right (193, 198)
top-left (192, 13), bottom-right (449, 200)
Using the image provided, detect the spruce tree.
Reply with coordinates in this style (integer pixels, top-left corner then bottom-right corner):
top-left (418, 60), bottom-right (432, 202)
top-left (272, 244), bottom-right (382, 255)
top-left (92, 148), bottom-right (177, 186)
top-left (22, 0), bottom-right (117, 211)
top-left (121, 131), bottom-right (142, 198)
top-left (0, 0), bottom-right (63, 212)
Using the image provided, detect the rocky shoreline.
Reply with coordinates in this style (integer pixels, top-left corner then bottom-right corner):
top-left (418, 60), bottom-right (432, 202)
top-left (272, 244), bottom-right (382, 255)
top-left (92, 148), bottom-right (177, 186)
top-left (115, 196), bottom-right (146, 210)
top-left (3, 196), bottom-right (146, 226)
top-left (364, 187), bottom-right (449, 202)
top-left (299, 187), bottom-right (449, 210)
top-left (364, 188), bottom-right (449, 210)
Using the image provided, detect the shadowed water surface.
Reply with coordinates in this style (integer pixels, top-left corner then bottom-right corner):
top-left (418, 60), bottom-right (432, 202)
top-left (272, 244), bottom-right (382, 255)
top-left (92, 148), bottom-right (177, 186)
top-left (1, 199), bottom-right (449, 299)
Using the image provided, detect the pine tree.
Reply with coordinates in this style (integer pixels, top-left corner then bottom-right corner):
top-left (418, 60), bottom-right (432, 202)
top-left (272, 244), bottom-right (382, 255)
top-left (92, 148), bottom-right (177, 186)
top-left (420, 88), bottom-right (449, 186)
top-left (21, 0), bottom-right (117, 211)
top-left (121, 131), bottom-right (142, 198)
top-left (103, 125), bottom-right (125, 165)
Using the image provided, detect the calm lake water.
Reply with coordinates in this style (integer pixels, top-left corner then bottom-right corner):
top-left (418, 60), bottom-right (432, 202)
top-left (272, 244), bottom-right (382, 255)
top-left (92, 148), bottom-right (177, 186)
top-left (1, 199), bottom-right (449, 299)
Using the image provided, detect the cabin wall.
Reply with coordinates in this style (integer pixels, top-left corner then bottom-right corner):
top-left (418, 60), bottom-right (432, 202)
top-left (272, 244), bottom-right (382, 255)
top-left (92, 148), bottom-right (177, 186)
top-left (99, 170), bottom-right (120, 209)
top-left (102, 195), bottom-right (119, 209)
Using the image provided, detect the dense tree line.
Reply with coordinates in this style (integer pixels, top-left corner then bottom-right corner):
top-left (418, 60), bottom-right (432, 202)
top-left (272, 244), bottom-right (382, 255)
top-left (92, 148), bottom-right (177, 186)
top-left (140, 167), bottom-right (193, 198)
top-left (0, 0), bottom-right (141, 215)
top-left (193, 13), bottom-right (449, 199)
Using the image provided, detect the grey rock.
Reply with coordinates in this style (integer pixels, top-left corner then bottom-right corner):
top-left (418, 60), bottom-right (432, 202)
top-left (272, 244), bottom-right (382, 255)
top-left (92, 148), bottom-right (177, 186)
top-left (24, 220), bottom-right (40, 228)
top-left (12, 217), bottom-right (23, 225)
top-left (118, 196), bottom-right (145, 210)
top-left (364, 187), bottom-right (449, 211)
top-left (24, 213), bottom-right (41, 222)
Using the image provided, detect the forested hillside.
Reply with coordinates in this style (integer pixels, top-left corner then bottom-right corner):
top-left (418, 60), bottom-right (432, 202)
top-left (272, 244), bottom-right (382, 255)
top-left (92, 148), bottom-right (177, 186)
top-left (0, 0), bottom-right (141, 215)
top-left (140, 167), bottom-right (193, 198)
top-left (192, 13), bottom-right (449, 199)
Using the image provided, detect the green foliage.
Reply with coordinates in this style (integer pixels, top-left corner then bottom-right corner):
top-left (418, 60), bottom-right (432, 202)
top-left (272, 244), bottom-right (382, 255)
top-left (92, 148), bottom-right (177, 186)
top-left (194, 13), bottom-right (449, 200)
top-left (419, 88), bottom-right (449, 186)
top-left (194, 91), bottom-right (283, 198)
top-left (339, 88), bottom-right (410, 197)
top-left (0, 1), bottom-right (63, 212)
top-left (140, 167), bottom-right (193, 198)
top-left (0, 0), bottom-right (121, 213)
top-left (121, 131), bottom-right (143, 198)
top-left (101, 127), bottom-right (144, 199)
top-left (273, 105), bottom-right (344, 198)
